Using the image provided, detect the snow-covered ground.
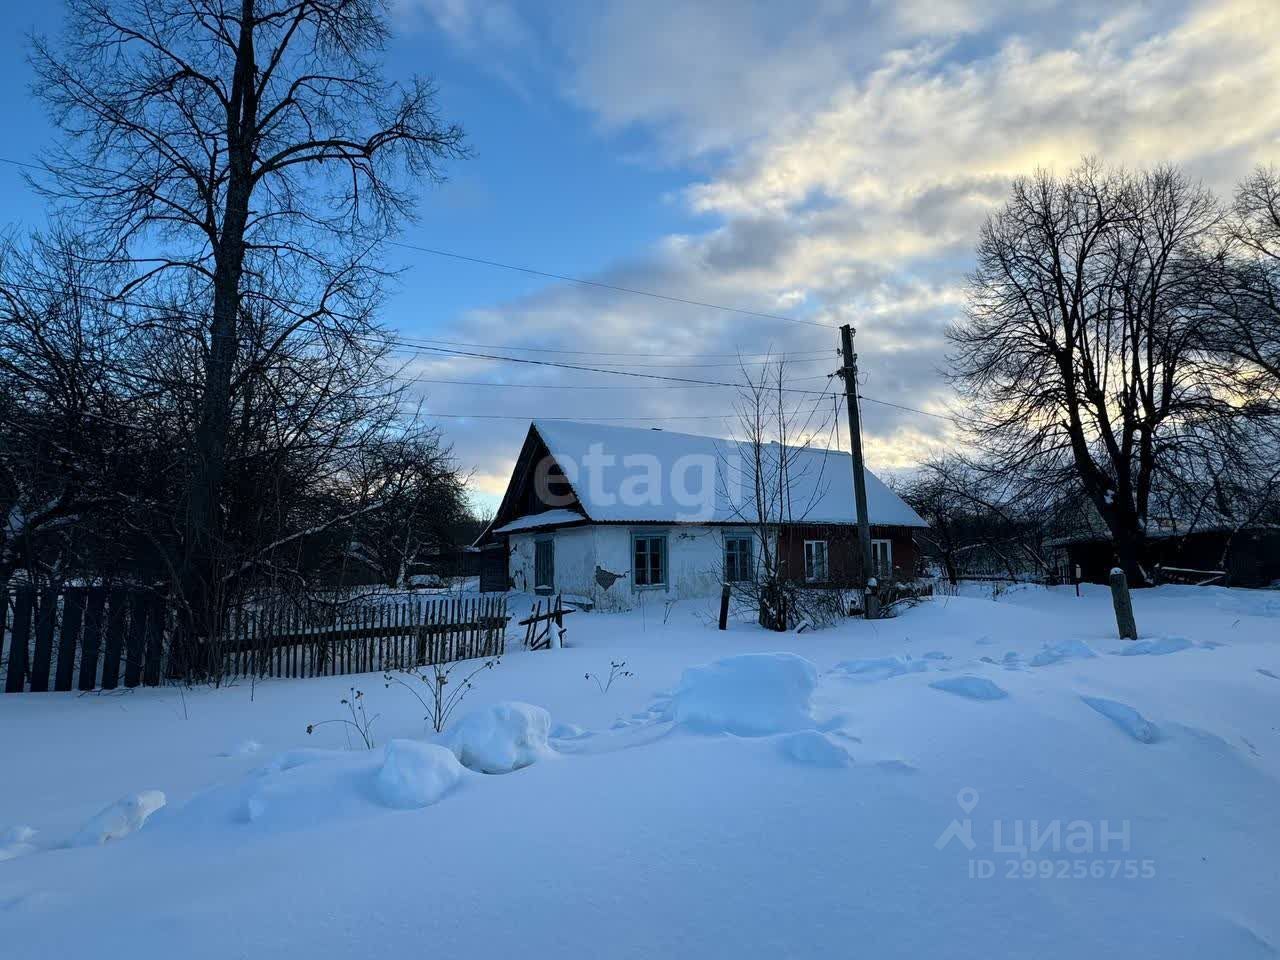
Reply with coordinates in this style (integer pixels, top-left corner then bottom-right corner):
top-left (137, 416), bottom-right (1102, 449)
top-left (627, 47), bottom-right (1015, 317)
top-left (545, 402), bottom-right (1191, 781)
top-left (2, 584), bottom-right (1279, 959)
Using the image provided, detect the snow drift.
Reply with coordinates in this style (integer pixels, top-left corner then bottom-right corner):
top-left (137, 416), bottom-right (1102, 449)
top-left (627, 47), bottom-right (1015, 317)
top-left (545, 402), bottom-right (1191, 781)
top-left (656, 653), bottom-right (818, 736)
top-left (777, 731), bottom-right (852, 767)
top-left (1081, 696), bottom-right (1160, 743)
top-left (376, 740), bottom-right (466, 808)
top-left (928, 675), bottom-right (1008, 701)
top-left (1029, 638), bottom-right (1098, 667)
top-left (832, 655), bottom-right (929, 682)
top-left (72, 791), bottom-right (166, 846)
top-left (445, 701), bottom-right (553, 774)
top-left (0, 824), bottom-right (38, 861)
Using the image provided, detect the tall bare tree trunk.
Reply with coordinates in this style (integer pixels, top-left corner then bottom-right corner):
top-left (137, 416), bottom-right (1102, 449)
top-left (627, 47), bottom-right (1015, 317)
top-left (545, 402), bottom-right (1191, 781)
top-left (176, 1), bottom-right (257, 665)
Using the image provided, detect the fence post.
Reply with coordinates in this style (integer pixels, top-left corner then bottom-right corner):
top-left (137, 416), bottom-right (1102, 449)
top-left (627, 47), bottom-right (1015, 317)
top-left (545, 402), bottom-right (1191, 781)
top-left (142, 594), bottom-right (165, 686)
top-left (123, 592), bottom-right (147, 687)
top-left (100, 591), bottom-right (127, 690)
top-left (1109, 568), bottom-right (1138, 641)
top-left (54, 589), bottom-right (85, 692)
top-left (78, 587), bottom-right (107, 692)
top-left (4, 589), bottom-right (34, 693)
top-left (28, 590), bottom-right (59, 692)
top-left (718, 583), bottom-right (731, 631)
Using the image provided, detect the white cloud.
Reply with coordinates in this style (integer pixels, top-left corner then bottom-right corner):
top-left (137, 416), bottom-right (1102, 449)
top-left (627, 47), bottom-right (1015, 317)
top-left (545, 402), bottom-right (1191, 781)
top-left (417, 0), bottom-right (1280, 504)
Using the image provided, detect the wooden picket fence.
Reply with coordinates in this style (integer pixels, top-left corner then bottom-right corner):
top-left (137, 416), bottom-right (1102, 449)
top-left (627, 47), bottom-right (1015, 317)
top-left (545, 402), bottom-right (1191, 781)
top-left (219, 595), bottom-right (509, 681)
top-left (1, 590), bottom-right (509, 693)
top-left (1, 587), bottom-right (166, 694)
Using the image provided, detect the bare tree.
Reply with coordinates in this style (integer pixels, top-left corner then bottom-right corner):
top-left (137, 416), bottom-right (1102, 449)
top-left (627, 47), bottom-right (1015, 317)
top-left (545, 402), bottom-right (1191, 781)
top-left (345, 428), bottom-right (470, 588)
top-left (1217, 165), bottom-right (1280, 389)
top-left (898, 455), bottom-right (1057, 585)
top-left (29, 0), bottom-right (465, 643)
top-left (949, 160), bottom-right (1237, 584)
top-left (719, 359), bottom-right (839, 629)
top-left (0, 229), bottom-right (147, 587)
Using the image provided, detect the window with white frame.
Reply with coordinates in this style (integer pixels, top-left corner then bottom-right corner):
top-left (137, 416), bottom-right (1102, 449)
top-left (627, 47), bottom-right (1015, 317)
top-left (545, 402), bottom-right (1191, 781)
top-left (871, 538), bottom-right (893, 580)
top-left (632, 534), bottom-right (667, 588)
top-left (724, 535), bottom-right (753, 582)
top-left (804, 540), bottom-right (828, 582)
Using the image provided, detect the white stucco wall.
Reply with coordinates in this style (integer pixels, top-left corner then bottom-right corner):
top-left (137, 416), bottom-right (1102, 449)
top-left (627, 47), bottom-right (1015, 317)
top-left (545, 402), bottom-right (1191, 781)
top-left (507, 524), bottom-right (760, 612)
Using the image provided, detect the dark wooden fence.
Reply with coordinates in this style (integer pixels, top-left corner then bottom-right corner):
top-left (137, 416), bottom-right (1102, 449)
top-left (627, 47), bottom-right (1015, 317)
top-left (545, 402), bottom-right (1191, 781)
top-left (218, 595), bottom-right (508, 681)
top-left (1, 588), bottom-right (166, 695)
top-left (2, 590), bottom-right (508, 694)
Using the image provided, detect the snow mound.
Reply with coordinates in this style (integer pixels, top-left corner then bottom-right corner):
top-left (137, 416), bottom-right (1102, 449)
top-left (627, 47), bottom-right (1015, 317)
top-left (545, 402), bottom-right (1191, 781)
top-left (778, 731), bottom-right (852, 768)
top-left (928, 676), bottom-right (1008, 701)
top-left (71, 791), bottom-right (166, 846)
top-left (445, 701), bottom-right (553, 774)
top-left (0, 825), bottom-right (38, 862)
top-left (1117, 636), bottom-right (1192, 657)
top-left (875, 759), bottom-right (918, 775)
top-left (1081, 696), bottom-right (1160, 743)
top-left (376, 740), bottom-right (466, 809)
top-left (1030, 638), bottom-right (1098, 667)
top-left (657, 653), bottom-right (818, 736)
top-left (832, 655), bottom-right (928, 682)
top-left (211, 750), bottom-right (382, 830)
top-left (218, 739), bottom-right (262, 758)
top-left (550, 721), bottom-right (588, 740)
top-left (258, 748), bottom-right (334, 775)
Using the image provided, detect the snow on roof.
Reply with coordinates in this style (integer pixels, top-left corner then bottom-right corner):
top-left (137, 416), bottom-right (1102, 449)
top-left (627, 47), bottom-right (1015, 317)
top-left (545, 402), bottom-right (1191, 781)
top-left (492, 508), bottom-right (587, 535)
top-left (528, 420), bottom-right (927, 528)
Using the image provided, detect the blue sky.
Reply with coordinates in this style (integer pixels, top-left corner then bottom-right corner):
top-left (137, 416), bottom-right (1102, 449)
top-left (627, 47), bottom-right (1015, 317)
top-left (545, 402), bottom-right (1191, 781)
top-left (3, 1), bottom-right (1279, 511)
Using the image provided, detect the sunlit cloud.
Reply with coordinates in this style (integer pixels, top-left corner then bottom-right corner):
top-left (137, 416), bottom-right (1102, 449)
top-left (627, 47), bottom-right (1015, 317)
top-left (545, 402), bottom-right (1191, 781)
top-left (414, 0), bottom-right (1280, 505)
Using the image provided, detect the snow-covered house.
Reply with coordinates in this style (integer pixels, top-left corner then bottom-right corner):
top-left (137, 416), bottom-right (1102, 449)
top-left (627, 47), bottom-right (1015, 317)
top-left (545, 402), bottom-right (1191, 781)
top-left (475, 421), bottom-right (928, 610)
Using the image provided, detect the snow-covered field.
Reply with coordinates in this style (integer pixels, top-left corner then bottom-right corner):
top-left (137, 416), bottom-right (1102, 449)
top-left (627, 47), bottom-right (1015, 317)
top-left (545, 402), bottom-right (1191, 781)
top-left (2, 584), bottom-right (1279, 959)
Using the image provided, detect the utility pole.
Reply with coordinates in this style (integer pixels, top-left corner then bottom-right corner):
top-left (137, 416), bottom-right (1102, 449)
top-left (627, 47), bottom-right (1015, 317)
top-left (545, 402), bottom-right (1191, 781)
top-left (838, 324), bottom-right (879, 619)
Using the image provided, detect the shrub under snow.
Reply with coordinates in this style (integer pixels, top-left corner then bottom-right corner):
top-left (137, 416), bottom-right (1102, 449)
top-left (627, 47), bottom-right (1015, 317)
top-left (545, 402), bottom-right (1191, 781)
top-left (445, 701), bottom-right (553, 774)
top-left (657, 653), bottom-right (818, 736)
top-left (376, 740), bottom-right (466, 808)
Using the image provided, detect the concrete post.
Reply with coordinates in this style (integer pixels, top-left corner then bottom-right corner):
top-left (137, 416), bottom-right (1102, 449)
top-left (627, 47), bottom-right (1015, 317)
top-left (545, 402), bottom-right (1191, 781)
top-left (1109, 567), bottom-right (1138, 640)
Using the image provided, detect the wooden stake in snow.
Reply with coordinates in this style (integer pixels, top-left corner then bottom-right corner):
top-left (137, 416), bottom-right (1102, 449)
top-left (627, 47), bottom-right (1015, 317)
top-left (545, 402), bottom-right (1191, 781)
top-left (718, 584), bottom-right (731, 631)
top-left (1109, 567), bottom-right (1138, 640)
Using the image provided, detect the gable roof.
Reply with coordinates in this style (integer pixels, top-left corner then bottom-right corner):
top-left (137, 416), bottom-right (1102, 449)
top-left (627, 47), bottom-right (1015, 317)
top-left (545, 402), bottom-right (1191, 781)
top-left (481, 420), bottom-right (926, 540)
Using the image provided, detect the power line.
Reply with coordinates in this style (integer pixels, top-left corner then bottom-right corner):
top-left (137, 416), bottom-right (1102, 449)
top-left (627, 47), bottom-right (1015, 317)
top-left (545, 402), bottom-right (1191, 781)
top-left (857, 394), bottom-right (957, 423)
top-left (0, 274), bottom-right (832, 370)
top-left (384, 239), bottom-right (833, 330)
top-left (384, 334), bottom-right (834, 361)
top-left (427, 412), bottom-right (744, 422)
top-left (1, 152), bottom-right (831, 331)
top-left (388, 344), bottom-right (834, 370)
top-left (0, 236), bottom-right (960, 422)
top-left (391, 342), bottom-right (838, 395)
top-left (405, 376), bottom-right (727, 391)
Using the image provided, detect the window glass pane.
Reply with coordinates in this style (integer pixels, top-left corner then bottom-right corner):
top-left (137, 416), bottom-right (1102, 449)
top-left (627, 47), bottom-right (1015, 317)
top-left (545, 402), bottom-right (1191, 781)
top-left (633, 536), bottom-right (665, 586)
top-left (805, 541), bottom-right (827, 580)
top-left (725, 537), bottom-right (750, 582)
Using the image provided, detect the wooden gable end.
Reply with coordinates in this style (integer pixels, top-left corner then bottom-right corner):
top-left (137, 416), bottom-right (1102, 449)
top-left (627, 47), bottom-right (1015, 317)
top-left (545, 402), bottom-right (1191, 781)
top-left (475, 426), bottom-right (585, 544)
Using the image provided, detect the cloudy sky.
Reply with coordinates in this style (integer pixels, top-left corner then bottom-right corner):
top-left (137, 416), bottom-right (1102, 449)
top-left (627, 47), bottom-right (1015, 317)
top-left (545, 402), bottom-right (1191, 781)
top-left (2, 0), bottom-right (1279, 511)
